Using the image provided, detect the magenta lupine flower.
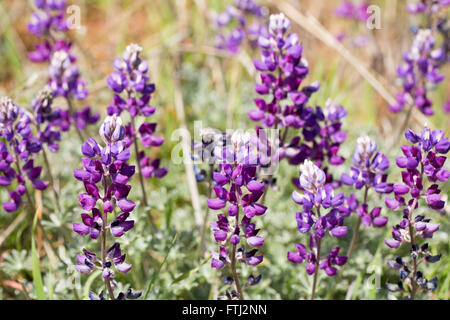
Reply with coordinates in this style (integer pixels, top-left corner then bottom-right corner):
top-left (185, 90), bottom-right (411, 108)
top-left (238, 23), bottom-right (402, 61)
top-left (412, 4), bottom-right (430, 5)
top-left (340, 135), bottom-right (393, 228)
top-left (27, 1), bottom-right (99, 138)
top-left (384, 127), bottom-right (449, 299)
top-left (407, 0), bottom-right (450, 15)
top-left (251, 14), bottom-right (347, 187)
top-left (335, 1), bottom-right (371, 22)
top-left (73, 115), bottom-right (137, 299)
top-left (289, 160), bottom-right (348, 279)
top-left (206, 132), bottom-right (267, 299)
top-left (215, 0), bottom-right (268, 54)
top-left (390, 0), bottom-right (449, 116)
top-left (0, 97), bottom-right (48, 212)
top-left (107, 44), bottom-right (167, 181)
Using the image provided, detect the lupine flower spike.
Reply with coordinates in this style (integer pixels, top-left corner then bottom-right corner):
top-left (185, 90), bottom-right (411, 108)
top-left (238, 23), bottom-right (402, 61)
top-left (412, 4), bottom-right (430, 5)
top-left (215, 0), bottom-right (268, 54)
top-left (27, 0), bottom-right (99, 142)
top-left (73, 115), bottom-right (140, 300)
top-left (340, 135), bottom-right (393, 264)
top-left (207, 132), bottom-right (268, 300)
top-left (251, 14), bottom-right (348, 191)
top-left (384, 127), bottom-right (449, 299)
top-left (289, 160), bottom-right (348, 299)
top-left (107, 43), bottom-right (167, 227)
top-left (0, 96), bottom-right (47, 213)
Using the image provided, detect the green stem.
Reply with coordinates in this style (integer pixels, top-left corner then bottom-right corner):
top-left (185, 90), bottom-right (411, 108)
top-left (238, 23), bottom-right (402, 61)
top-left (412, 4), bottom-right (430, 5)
top-left (41, 145), bottom-right (61, 212)
top-left (310, 205), bottom-right (322, 300)
top-left (230, 205), bottom-right (244, 300)
top-left (66, 97), bottom-right (85, 143)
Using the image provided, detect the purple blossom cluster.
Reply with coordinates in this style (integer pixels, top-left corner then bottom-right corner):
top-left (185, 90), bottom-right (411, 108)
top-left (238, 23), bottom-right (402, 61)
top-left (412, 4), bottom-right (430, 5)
top-left (384, 127), bottom-right (449, 299)
top-left (0, 97), bottom-right (48, 212)
top-left (390, 29), bottom-right (447, 115)
top-left (334, 1), bottom-right (371, 22)
top-left (107, 44), bottom-right (167, 181)
top-left (250, 14), bottom-right (347, 186)
top-left (390, 0), bottom-right (449, 115)
top-left (73, 115), bottom-right (138, 299)
top-left (340, 135), bottom-right (393, 228)
top-left (206, 132), bottom-right (267, 299)
top-left (215, 0), bottom-right (268, 54)
top-left (288, 160), bottom-right (348, 279)
top-left (334, 1), bottom-right (371, 47)
top-left (27, 0), bottom-right (99, 144)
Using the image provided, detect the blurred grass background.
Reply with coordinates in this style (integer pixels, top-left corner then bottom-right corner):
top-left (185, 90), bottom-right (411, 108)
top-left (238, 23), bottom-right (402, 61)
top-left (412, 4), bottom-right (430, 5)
top-left (0, 0), bottom-right (448, 299)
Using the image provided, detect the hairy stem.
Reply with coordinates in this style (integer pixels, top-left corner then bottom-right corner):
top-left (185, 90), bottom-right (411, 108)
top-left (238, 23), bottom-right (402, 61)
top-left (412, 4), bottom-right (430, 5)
top-left (102, 175), bottom-right (115, 300)
top-left (41, 145), bottom-right (61, 212)
top-left (408, 197), bottom-right (419, 300)
top-left (230, 206), bottom-right (244, 300)
top-left (66, 97), bottom-right (85, 143)
top-left (310, 205), bottom-right (322, 300)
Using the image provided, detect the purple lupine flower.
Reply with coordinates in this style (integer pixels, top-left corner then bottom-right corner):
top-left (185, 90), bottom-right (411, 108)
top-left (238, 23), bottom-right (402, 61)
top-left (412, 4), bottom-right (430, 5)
top-left (107, 44), bottom-right (167, 182)
top-left (390, 0), bottom-right (449, 116)
top-left (384, 127), bottom-right (449, 299)
top-left (289, 160), bottom-right (348, 288)
top-left (340, 135), bottom-right (393, 228)
top-left (73, 115), bottom-right (136, 299)
top-left (207, 132), bottom-right (267, 299)
top-left (0, 97), bottom-right (47, 212)
top-left (251, 14), bottom-right (348, 188)
top-left (215, 0), bottom-right (268, 54)
top-left (27, 1), bottom-right (99, 138)
top-left (335, 1), bottom-right (371, 22)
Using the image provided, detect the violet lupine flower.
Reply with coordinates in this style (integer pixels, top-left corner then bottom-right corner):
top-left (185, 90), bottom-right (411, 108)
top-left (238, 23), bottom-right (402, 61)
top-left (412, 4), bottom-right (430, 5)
top-left (335, 1), bottom-right (371, 22)
top-left (340, 135), bottom-right (393, 228)
top-left (73, 115), bottom-right (137, 298)
top-left (107, 44), bottom-right (167, 181)
top-left (251, 14), bottom-right (347, 186)
top-left (288, 160), bottom-right (348, 279)
top-left (407, 0), bottom-right (450, 15)
top-left (390, 29), bottom-right (446, 115)
top-left (390, 0), bottom-right (449, 116)
top-left (207, 132), bottom-right (267, 299)
top-left (0, 97), bottom-right (48, 212)
top-left (28, 1), bottom-right (99, 137)
top-left (215, 0), bottom-right (268, 54)
top-left (384, 127), bottom-right (449, 299)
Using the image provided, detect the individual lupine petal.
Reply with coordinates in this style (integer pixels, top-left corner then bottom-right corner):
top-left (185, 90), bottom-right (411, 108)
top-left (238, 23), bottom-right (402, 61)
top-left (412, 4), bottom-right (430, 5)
top-left (117, 199), bottom-right (135, 212)
top-left (214, 230), bottom-right (228, 242)
top-left (213, 172), bottom-right (228, 186)
top-left (246, 180), bottom-right (265, 192)
top-left (287, 252), bottom-right (304, 263)
top-left (393, 184), bottom-right (410, 195)
top-left (78, 193), bottom-right (97, 211)
top-left (115, 262), bottom-right (132, 274)
top-left (110, 213), bottom-right (135, 237)
top-left (207, 198), bottom-right (226, 210)
top-left (247, 236), bottom-right (264, 247)
top-left (330, 226), bottom-right (347, 238)
top-left (373, 216), bottom-right (388, 227)
top-left (426, 194), bottom-right (444, 210)
top-left (436, 168), bottom-right (450, 182)
top-left (385, 238), bottom-right (401, 248)
top-left (385, 197), bottom-right (400, 210)
top-left (305, 263), bottom-right (315, 275)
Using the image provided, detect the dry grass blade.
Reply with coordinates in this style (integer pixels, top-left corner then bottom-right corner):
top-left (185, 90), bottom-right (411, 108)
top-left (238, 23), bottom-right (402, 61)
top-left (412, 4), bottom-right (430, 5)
top-left (269, 0), bottom-right (397, 106)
